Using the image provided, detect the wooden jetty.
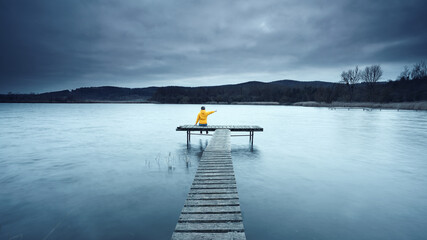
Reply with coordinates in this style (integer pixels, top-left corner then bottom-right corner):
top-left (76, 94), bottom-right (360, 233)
top-left (176, 125), bottom-right (263, 147)
top-left (172, 129), bottom-right (246, 240)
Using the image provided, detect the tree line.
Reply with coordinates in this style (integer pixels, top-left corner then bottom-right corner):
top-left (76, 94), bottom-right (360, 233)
top-left (1, 61), bottom-right (426, 104)
top-left (337, 61), bottom-right (426, 102)
top-left (151, 61), bottom-right (426, 103)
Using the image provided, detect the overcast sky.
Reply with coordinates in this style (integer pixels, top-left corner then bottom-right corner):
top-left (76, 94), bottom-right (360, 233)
top-left (1, 0), bottom-right (427, 93)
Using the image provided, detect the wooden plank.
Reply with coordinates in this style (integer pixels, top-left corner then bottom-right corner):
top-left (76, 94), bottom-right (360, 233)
top-left (201, 156), bottom-right (231, 159)
top-left (194, 175), bottom-right (235, 179)
top-left (195, 171), bottom-right (234, 176)
top-left (197, 169), bottom-right (234, 172)
top-left (196, 173), bottom-right (235, 176)
top-left (174, 222), bottom-right (244, 232)
top-left (199, 165), bottom-right (232, 167)
top-left (197, 166), bottom-right (234, 169)
top-left (178, 213), bottom-right (243, 222)
top-left (191, 182), bottom-right (236, 186)
top-left (184, 199), bottom-right (240, 206)
top-left (194, 176), bottom-right (235, 180)
top-left (194, 172), bottom-right (234, 176)
top-left (199, 160), bottom-right (231, 163)
top-left (200, 160), bottom-right (233, 163)
top-left (193, 180), bottom-right (236, 185)
top-left (198, 164), bottom-right (233, 167)
top-left (172, 232), bottom-right (246, 240)
top-left (196, 170), bottom-right (235, 173)
top-left (186, 193), bottom-right (239, 200)
top-left (198, 164), bottom-right (233, 166)
top-left (195, 175), bottom-right (235, 178)
top-left (195, 175), bottom-right (235, 179)
top-left (198, 166), bottom-right (234, 169)
top-left (201, 155), bottom-right (232, 157)
top-left (181, 206), bottom-right (241, 213)
top-left (199, 162), bottom-right (232, 164)
top-left (201, 155), bottom-right (232, 158)
top-left (191, 185), bottom-right (237, 189)
top-left (189, 189), bottom-right (237, 194)
top-left (199, 161), bottom-right (232, 164)
top-left (200, 158), bottom-right (232, 160)
top-left (198, 165), bottom-right (234, 167)
top-left (198, 165), bottom-right (233, 167)
top-left (196, 170), bottom-right (234, 173)
top-left (200, 156), bottom-right (232, 158)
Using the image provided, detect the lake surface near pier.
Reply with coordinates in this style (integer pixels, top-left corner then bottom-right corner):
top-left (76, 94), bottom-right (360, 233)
top-left (1, 103), bottom-right (427, 240)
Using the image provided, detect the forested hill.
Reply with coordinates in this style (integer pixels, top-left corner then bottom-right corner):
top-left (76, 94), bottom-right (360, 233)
top-left (150, 79), bottom-right (426, 103)
top-left (151, 80), bottom-right (336, 103)
top-left (1, 79), bottom-right (426, 103)
top-left (0, 86), bottom-right (158, 103)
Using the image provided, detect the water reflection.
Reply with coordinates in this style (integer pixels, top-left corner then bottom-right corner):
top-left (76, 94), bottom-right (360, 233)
top-left (232, 145), bottom-right (261, 158)
top-left (197, 139), bottom-right (209, 153)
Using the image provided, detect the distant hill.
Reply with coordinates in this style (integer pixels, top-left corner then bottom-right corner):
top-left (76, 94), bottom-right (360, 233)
top-left (150, 79), bottom-right (340, 104)
top-left (270, 79), bottom-right (336, 88)
top-left (0, 86), bottom-right (158, 103)
top-left (1, 78), bottom-right (426, 103)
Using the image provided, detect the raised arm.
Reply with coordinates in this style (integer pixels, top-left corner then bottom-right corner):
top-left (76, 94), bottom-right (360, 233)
top-left (207, 110), bottom-right (217, 115)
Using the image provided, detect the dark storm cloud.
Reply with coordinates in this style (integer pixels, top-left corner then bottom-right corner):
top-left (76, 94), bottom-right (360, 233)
top-left (1, 0), bottom-right (427, 93)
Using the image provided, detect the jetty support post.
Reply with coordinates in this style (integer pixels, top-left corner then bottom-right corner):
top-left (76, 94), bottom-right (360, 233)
top-left (249, 130), bottom-right (254, 149)
top-left (186, 130), bottom-right (191, 147)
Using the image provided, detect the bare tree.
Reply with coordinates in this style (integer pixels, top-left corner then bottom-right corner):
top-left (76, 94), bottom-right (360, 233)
top-left (340, 66), bottom-right (360, 101)
top-left (362, 65), bottom-right (383, 84)
top-left (398, 65), bottom-right (410, 81)
top-left (361, 65), bottom-right (383, 101)
top-left (349, 66), bottom-right (361, 85)
top-left (340, 71), bottom-right (350, 84)
top-left (411, 60), bottom-right (427, 80)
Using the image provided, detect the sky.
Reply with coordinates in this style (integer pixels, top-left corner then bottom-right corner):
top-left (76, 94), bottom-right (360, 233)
top-left (1, 0), bottom-right (427, 93)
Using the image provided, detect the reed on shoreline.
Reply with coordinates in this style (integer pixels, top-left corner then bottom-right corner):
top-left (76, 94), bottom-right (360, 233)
top-left (292, 101), bottom-right (427, 110)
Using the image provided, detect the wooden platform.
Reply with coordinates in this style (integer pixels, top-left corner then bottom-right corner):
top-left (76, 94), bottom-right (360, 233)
top-left (172, 129), bottom-right (246, 240)
top-left (177, 125), bottom-right (263, 147)
top-left (176, 125), bottom-right (263, 132)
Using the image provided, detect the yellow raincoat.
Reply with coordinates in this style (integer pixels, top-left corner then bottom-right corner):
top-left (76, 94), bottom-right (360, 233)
top-left (195, 110), bottom-right (215, 125)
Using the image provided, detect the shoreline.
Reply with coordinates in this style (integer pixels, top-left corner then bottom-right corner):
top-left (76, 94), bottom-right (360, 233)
top-left (292, 101), bottom-right (427, 110)
top-left (1, 101), bottom-right (427, 110)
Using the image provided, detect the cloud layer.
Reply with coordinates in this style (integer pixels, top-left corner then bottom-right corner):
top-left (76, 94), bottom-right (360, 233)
top-left (1, 0), bottom-right (427, 93)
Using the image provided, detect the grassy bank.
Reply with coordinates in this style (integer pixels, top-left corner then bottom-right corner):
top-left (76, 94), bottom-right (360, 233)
top-left (292, 101), bottom-right (427, 110)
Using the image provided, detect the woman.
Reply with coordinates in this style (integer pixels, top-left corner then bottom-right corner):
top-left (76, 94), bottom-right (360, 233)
top-left (195, 106), bottom-right (216, 134)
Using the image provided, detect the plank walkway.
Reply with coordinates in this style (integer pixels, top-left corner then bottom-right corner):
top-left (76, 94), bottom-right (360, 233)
top-left (172, 129), bottom-right (246, 240)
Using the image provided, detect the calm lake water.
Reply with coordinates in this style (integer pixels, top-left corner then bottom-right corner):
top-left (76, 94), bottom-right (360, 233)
top-left (1, 103), bottom-right (427, 240)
